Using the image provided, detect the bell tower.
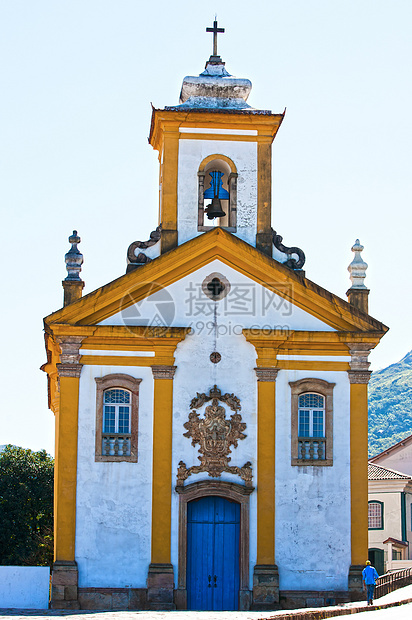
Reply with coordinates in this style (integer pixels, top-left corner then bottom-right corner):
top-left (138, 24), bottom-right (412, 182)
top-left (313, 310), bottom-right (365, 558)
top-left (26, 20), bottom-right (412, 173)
top-left (148, 20), bottom-right (285, 257)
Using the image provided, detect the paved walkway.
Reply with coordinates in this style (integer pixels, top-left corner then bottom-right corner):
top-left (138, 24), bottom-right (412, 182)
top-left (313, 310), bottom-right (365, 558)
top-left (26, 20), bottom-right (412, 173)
top-left (1, 584), bottom-right (412, 620)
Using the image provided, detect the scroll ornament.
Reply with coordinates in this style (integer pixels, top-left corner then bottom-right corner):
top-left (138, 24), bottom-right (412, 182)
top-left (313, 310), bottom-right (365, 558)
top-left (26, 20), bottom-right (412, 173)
top-left (177, 385), bottom-right (252, 487)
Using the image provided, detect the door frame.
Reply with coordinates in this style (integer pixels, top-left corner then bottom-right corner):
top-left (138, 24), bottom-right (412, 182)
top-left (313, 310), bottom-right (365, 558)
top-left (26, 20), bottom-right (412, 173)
top-left (175, 480), bottom-right (254, 610)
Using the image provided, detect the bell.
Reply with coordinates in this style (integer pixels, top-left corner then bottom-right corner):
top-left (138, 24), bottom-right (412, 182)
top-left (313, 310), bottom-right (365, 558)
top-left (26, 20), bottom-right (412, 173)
top-left (205, 197), bottom-right (226, 220)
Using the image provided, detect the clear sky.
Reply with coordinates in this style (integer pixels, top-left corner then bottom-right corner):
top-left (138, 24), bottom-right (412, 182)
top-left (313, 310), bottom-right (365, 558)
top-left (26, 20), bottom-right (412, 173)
top-left (1, 1), bottom-right (411, 455)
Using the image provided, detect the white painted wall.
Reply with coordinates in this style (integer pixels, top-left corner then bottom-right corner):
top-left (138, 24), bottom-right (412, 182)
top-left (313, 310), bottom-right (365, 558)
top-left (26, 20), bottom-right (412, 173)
top-left (87, 261), bottom-right (353, 592)
top-left (177, 139), bottom-right (258, 247)
top-left (368, 491), bottom-right (402, 551)
top-left (406, 492), bottom-right (412, 554)
top-left (275, 370), bottom-right (352, 591)
top-left (0, 567), bottom-right (50, 609)
top-left (170, 320), bottom-right (259, 583)
top-left (374, 442), bottom-right (412, 477)
top-left (76, 364), bottom-right (154, 587)
top-left (100, 259), bottom-right (335, 333)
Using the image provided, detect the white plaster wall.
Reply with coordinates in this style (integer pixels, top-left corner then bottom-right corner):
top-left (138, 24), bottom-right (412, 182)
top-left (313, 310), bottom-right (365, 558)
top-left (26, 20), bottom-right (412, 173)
top-left (368, 491), bottom-right (402, 550)
top-left (406, 492), bottom-right (412, 556)
top-left (94, 261), bottom-right (352, 592)
top-left (0, 566), bottom-right (50, 609)
top-left (76, 364), bottom-right (154, 587)
top-left (100, 259), bottom-right (335, 333)
top-left (170, 323), bottom-right (259, 584)
top-left (177, 139), bottom-right (257, 247)
top-left (275, 370), bottom-right (352, 591)
top-left (374, 443), bottom-right (412, 477)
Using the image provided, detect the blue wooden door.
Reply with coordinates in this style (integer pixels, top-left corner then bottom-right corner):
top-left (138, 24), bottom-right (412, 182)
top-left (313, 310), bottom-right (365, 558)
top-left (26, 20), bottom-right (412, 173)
top-left (187, 496), bottom-right (240, 610)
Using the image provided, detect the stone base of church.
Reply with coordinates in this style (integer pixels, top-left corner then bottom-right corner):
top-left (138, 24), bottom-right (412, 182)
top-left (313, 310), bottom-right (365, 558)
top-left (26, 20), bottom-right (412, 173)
top-left (348, 564), bottom-right (365, 597)
top-left (77, 588), bottom-right (148, 610)
top-left (50, 561), bottom-right (80, 610)
top-left (146, 563), bottom-right (176, 610)
top-left (70, 586), bottom-right (365, 610)
top-left (278, 589), bottom-right (364, 609)
top-left (251, 564), bottom-right (279, 609)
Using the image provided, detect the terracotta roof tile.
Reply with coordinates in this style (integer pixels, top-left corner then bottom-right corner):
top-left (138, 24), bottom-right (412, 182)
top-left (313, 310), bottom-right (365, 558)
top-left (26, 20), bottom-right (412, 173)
top-left (368, 463), bottom-right (410, 480)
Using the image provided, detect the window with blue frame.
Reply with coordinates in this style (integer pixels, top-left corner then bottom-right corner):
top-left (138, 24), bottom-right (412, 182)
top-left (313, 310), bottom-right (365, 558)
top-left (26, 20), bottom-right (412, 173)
top-left (289, 378), bottom-right (335, 466)
top-left (95, 374), bottom-right (141, 463)
top-left (298, 393), bottom-right (325, 438)
top-left (103, 388), bottom-right (131, 434)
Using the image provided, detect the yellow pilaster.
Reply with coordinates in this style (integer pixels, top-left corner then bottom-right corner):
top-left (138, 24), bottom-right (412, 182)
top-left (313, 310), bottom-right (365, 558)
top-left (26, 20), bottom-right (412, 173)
top-left (160, 124), bottom-right (180, 254)
top-left (349, 374), bottom-right (370, 565)
top-left (255, 368), bottom-right (278, 564)
top-left (53, 336), bottom-right (83, 563)
top-left (54, 375), bottom-right (80, 560)
top-left (253, 366), bottom-right (279, 607)
top-left (150, 365), bottom-right (176, 563)
top-left (256, 132), bottom-right (273, 256)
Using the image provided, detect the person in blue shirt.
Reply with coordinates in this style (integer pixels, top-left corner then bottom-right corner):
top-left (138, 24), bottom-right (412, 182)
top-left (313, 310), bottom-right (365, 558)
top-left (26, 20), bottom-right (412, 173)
top-left (362, 560), bottom-right (380, 605)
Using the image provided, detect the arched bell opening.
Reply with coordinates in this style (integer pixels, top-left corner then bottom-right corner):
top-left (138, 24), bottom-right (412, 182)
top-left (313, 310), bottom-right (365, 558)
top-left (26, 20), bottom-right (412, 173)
top-left (175, 480), bottom-right (253, 611)
top-left (198, 155), bottom-right (238, 231)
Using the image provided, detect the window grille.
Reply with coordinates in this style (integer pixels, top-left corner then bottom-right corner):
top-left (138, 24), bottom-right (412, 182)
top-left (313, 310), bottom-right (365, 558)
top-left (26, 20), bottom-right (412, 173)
top-left (368, 502), bottom-right (383, 529)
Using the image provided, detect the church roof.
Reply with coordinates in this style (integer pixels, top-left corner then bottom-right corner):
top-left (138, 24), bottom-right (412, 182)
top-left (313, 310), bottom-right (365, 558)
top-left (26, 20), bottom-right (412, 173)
top-left (368, 463), bottom-right (410, 480)
top-left (44, 227), bottom-right (388, 338)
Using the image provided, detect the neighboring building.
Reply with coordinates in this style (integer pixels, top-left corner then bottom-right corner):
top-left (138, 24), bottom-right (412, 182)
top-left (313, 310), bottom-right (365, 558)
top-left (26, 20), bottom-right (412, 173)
top-left (41, 22), bottom-right (388, 611)
top-left (370, 433), bottom-right (412, 477)
top-left (368, 440), bottom-right (412, 574)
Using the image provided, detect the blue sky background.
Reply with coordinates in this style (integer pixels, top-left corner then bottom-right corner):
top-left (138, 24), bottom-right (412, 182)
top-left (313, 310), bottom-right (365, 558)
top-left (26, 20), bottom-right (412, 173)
top-left (1, 0), bottom-right (411, 454)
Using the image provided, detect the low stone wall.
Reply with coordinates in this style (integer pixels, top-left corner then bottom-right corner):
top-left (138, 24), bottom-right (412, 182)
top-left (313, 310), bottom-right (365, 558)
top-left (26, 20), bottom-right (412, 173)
top-left (78, 588), bottom-right (147, 610)
top-left (0, 566), bottom-right (50, 609)
top-left (279, 590), bottom-right (363, 610)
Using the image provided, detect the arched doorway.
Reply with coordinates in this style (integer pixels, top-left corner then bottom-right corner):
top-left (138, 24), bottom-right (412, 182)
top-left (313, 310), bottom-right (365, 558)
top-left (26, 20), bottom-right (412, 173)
top-left (175, 480), bottom-right (253, 610)
top-left (187, 496), bottom-right (240, 610)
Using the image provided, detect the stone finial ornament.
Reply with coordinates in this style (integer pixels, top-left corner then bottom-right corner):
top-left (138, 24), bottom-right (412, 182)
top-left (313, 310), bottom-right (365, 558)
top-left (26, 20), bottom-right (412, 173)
top-left (64, 230), bottom-right (83, 281)
top-left (347, 239), bottom-right (368, 289)
top-left (62, 230), bottom-right (84, 307)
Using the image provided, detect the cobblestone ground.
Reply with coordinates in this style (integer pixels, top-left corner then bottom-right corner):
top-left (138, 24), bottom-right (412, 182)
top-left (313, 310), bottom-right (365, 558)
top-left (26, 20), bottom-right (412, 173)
top-left (1, 606), bottom-right (412, 620)
top-left (2, 586), bottom-right (412, 620)
top-left (0, 605), bottom-right (411, 620)
top-left (0, 613), bottom-right (290, 620)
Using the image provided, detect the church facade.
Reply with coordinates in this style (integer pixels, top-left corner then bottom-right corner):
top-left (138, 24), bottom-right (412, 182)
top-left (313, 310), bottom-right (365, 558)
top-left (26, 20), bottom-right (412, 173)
top-left (42, 23), bottom-right (388, 611)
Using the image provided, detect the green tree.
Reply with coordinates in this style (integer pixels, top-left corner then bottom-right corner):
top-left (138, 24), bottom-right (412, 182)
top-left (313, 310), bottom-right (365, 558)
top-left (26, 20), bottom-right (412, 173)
top-left (0, 445), bottom-right (54, 566)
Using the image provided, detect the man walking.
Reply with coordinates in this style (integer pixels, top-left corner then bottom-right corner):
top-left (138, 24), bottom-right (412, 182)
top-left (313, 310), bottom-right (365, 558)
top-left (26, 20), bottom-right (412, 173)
top-left (362, 560), bottom-right (380, 605)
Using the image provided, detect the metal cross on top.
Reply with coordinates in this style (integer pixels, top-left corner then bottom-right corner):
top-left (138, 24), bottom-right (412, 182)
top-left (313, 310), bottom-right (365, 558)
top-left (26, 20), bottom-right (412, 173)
top-left (206, 19), bottom-right (225, 57)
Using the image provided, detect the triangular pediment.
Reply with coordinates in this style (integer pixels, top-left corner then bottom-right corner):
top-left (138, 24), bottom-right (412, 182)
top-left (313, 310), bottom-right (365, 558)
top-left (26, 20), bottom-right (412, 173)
top-left (44, 228), bottom-right (388, 336)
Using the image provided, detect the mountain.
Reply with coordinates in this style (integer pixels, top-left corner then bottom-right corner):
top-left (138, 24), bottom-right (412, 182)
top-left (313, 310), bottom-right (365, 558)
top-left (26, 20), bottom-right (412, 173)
top-left (368, 350), bottom-right (412, 457)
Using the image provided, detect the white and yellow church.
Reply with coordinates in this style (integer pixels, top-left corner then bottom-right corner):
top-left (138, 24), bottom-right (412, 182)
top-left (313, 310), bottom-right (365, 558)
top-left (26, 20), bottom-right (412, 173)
top-left (42, 22), bottom-right (388, 611)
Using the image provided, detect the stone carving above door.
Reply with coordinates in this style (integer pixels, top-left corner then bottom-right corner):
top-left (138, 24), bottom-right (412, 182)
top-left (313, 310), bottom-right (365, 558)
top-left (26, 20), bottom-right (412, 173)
top-left (177, 385), bottom-right (252, 487)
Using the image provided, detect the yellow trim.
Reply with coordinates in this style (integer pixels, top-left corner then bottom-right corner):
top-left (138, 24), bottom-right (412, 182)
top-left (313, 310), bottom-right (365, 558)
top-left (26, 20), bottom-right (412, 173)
top-left (276, 348), bottom-right (350, 356)
top-left (180, 133), bottom-right (257, 142)
top-left (256, 379), bottom-right (276, 564)
top-left (80, 355), bottom-right (176, 366)
top-left (48, 325), bottom-right (190, 339)
top-left (44, 229), bottom-right (388, 337)
top-left (276, 361), bottom-right (350, 371)
top-left (257, 137), bottom-right (272, 239)
top-left (243, 328), bottom-right (384, 348)
top-left (198, 153), bottom-right (237, 174)
top-left (54, 376), bottom-right (79, 561)
top-left (161, 124), bottom-right (179, 249)
top-left (79, 343), bottom-right (156, 352)
top-left (151, 375), bottom-right (174, 563)
top-left (350, 383), bottom-right (369, 564)
top-left (149, 109), bottom-right (284, 153)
